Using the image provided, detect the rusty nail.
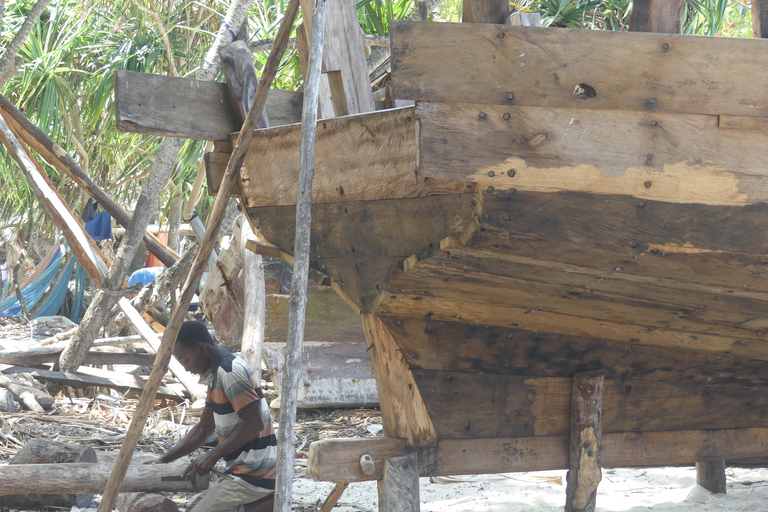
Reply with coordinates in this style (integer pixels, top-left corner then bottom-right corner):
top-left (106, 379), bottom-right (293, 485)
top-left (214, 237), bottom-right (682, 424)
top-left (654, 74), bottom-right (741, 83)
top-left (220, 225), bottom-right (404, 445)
top-left (508, 169), bottom-right (516, 177)
top-left (486, 185), bottom-right (495, 193)
top-left (644, 181), bottom-right (652, 188)
top-left (649, 98), bottom-right (657, 104)
top-left (506, 92), bottom-right (515, 100)
top-left (487, 171), bottom-right (495, 177)
top-left (651, 247), bottom-right (660, 254)
top-left (502, 214), bottom-right (511, 221)
top-left (662, 43), bottom-right (670, 51)
top-left (637, 200), bottom-right (646, 207)
top-left (497, 32), bottom-right (505, 39)
top-left (483, 213), bottom-right (491, 220)
top-left (503, 113), bottom-right (511, 120)
top-left (479, 112), bottom-right (486, 119)
top-left (650, 120), bottom-right (657, 126)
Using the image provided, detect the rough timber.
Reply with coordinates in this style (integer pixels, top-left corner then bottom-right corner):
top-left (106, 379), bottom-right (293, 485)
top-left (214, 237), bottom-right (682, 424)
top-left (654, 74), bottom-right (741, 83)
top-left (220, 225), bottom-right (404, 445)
top-left (215, 20), bottom-right (768, 479)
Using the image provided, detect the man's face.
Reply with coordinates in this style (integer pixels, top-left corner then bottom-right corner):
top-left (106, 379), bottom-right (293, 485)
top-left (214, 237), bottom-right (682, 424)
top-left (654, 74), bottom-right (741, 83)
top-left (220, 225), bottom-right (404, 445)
top-left (173, 342), bottom-right (208, 375)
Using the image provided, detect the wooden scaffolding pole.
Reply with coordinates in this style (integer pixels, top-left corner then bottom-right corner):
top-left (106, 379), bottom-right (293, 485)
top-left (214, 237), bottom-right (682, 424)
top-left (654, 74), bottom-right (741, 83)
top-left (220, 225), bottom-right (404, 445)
top-left (95, 1), bottom-right (301, 510)
top-left (274, 0), bottom-right (326, 510)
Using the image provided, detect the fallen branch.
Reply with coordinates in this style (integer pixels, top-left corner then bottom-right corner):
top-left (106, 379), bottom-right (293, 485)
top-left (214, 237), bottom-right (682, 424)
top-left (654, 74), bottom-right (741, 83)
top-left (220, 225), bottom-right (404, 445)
top-left (0, 373), bottom-right (44, 411)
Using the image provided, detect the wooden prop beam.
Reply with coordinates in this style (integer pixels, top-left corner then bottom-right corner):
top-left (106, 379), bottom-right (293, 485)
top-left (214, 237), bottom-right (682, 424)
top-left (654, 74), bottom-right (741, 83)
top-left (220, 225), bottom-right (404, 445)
top-left (318, 483), bottom-right (348, 512)
top-left (96, 0), bottom-right (302, 510)
top-left (0, 346), bottom-right (155, 366)
top-left (114, 70), bottom-right (302, 141)
top-left (378, 454), bottom-right (420, 512)
top-left (629, 0), bottom-right (685, 32)
top-left (207, 108), bottom-right (473, 207)
top-left (0, 94), bottom-right (177, 268)
top-left (415, 101), bottom-right (768, 206)
top-left (117, 297), bottom-right (206, 400)
top-left (462, 0), bottom-right (510, 24)
top-left (565, 371), bottom-right (606, 512)
top-left (696, 460), bottom-right (727, 494)
top-left (308, 427), bottom-right (768, 483)
top-left (390, 21), bottom-right (768, 117)
top-left (0, 462), bottom-right (208, 495)
top-left (274, 1), bottom-right (326, 511)
top-left (0, 115), bottom-right (108, 285)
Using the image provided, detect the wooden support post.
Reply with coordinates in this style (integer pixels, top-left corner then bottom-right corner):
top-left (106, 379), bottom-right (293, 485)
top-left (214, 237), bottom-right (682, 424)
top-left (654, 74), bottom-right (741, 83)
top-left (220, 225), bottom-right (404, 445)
top-left (0, 115), bottom-right (108, 285)
top-left (752, 0), bottom-right (768, 38)
top-left (318, 482), bottom-right (349, 512)
top-left (565, 370), bottom-right (606, 512)
top-left (0, 94), bottom-right (178, 268)
top-left (696, 460), bottom-right (727, 494)
top-left (377, 453), bottom-right (420, 512)
top-left (95, 3), bottom-right (301, 509)
top-left (274, 1), bottom-right (326, 511)
top-left (462, 0), bottom-right (510, 24)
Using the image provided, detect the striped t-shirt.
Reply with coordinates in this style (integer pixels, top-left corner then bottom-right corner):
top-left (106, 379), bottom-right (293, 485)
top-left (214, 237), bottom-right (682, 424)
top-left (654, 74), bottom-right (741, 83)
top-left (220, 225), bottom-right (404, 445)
top-left (206, 351), bottom-right (277, 489)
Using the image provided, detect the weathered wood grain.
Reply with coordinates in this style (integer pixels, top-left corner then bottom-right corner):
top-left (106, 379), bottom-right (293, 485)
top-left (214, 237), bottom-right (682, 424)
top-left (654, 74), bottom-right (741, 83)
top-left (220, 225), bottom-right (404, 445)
top-left (391, 21), bottom-right (768, 117)
top-left (378, 454), bottom-right (420, 512)
top-left (413, 370), bottom-right (768, 438)
top-left (208, 108), bottom-right (474, 206)
top-left (463, 0), bottom-right (510, 23)
top-left (306, 428), bottom-right (768, 482)
top-left (381, 316), bottom-right (768, 388)
top-left (114, 70), bottom-right (302, 140)
top-left (629, 0), bottom-right (685, 32)
top-left (416, 101), bottom-right (768, 206)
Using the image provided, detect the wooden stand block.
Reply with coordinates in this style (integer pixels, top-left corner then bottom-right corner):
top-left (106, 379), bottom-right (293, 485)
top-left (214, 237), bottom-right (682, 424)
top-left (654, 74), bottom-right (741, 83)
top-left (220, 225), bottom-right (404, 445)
top-left (377, 453), bottom-right (420, 512)
top-left (565, 370), bottom-right (606, 512)
top-left (696, 460), bottom-right (727, 494)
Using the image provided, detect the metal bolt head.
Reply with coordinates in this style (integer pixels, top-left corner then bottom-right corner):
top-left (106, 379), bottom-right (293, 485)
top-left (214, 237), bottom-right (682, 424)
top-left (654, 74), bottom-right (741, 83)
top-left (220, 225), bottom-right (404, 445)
top-left (651, 247), bottom-right (660, 254)
top-left (508, 169), bottom-right (516, 177)
top-left (483, 213), bottom-right (491, 220)
top-left (637, 200), bottom-right (646, 207)
top-left (649, 98), bottom-right (657, 104)
top-left (630, 241), bottom-right (638, 248)
top-left (508, 188), bottom-right (516, 195)
top-left (650, 120), bottom-right (657, 126)
top-left (503, 113), bottom-right (511, 121)
top-left (647, 154), bottom-right (654, 160)
top-left (487, 171), bottom-right (495, 177)
top-left (502, 214), bottom-right (511, 221)
top-left (644, 181), bottom-right (652, 188)
top-left (479, 112), bottom-right (486, 119)
top-left (486, 185), bottom-right (495, 193)
top-left (497, 31), bottom-right (505, 39)
top-left (506, 92), bottom-right (515, 100)
top-left (662, 42), bottom-right (670, 51)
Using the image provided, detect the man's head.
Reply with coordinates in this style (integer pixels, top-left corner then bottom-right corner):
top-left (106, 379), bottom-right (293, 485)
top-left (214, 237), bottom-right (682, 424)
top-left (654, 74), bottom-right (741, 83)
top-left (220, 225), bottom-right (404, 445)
top-left (174, 321), bottom-right (217, 375)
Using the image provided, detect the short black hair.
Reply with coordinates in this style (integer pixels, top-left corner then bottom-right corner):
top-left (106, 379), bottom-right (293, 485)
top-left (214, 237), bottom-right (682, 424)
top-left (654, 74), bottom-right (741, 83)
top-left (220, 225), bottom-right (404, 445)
top-left (175, 320), bottom-right (216, 349)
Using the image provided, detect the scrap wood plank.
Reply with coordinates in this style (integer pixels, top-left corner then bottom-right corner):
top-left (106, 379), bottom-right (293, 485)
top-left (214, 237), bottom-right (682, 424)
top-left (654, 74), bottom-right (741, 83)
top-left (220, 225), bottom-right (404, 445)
top-left (306, 427), bottom-right (768, 483)
top-left (114, 70), bottom-right (303, 141)
top-left (391, 21), bottom-right (768, 118)
top-left (0, 364), bottom-right (185, 398)
top-left (263, 341), bottom-right (378, 408)
top-left (0, 113), bottom-right (108, 285)
top-left (208, 107), bottom-right (474, 206)
top-left (117, 297), bottom-right (206, 400)
top-left (416, 101), bottom-right (768, 206)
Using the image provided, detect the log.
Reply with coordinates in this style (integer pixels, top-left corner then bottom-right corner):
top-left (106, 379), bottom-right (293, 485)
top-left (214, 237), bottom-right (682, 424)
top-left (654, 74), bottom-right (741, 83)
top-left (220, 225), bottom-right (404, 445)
top-left (0, 387), bottom-right (14, 412)
top-left (377, 453), bottom-right (420, 512)
top-left (0, 373), bottom-right (44, 411)
top-left (117, 493), bottom-right (179, 512)
top-left (0, 461), bottom-right (208, 495)
top-left (319, 482), bottom-right (348, 512)
top-left (0, 439), bottom-right (97, 509)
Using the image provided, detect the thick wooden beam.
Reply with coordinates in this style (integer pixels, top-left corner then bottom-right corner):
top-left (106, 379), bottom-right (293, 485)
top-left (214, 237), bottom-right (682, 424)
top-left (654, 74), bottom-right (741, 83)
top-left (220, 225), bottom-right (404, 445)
top-left (753, 0), bottom-right (768, 38)
top-left (0, 94), bottom-right (177, 268)
top-left (0, 115), bottom-right (108, 285)
top-left (378, 453), bottom-right (420, 512)
top-left (114, 70), bottom-right (302, 140)
top-left (208, 108), bottom-right (473, 206)
top-left (629, 0), bottom-right (685, 33)
top-left (391, 21), bottom-right (768, 117)
top-left (565, 371), bottom-right (606, 512)
top-left (0, 462), bottom-right (208, 495)
top-left (307, 428), bottom-right (768, 483)
top-left (696, 460), bottom-right (727, 494)
top-left (415, 101), bottom-right (768, 206)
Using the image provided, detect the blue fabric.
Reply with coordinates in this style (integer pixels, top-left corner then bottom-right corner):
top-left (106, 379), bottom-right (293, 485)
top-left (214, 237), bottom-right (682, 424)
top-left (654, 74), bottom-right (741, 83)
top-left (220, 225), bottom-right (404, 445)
top-left (128, 266), bottom-right (164, 286)
top-left (34, 256), bottom-right (77, 318)
top-left (85, 210), bottom-right (112, 241)
top-left (0, 247), bottom-right (63, 316)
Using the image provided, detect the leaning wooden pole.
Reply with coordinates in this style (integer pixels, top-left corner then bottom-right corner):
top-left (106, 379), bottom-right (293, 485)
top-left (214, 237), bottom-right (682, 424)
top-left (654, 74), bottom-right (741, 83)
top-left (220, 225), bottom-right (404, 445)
top-left (95, 1), bottom-right (302, 510)
top-left (274, 1), bottom-right (326, 510)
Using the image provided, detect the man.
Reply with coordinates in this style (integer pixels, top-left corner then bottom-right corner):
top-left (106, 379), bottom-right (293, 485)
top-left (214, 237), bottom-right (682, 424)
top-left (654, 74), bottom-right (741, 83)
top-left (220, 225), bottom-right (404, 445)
top-left (148, 321), bottom-right (276, 512)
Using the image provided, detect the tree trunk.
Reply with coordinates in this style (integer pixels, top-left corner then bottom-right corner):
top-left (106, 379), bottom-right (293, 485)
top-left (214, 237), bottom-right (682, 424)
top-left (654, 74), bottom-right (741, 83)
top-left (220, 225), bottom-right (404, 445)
top-left (0, 0), bottom-right (53, 86)
top-left (167, 183), bottom-right (183, 253)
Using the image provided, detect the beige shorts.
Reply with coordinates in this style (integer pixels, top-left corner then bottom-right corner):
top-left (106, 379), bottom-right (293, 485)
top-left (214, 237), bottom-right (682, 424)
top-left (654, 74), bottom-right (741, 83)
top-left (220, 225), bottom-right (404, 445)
top-left (187, 473), bottom-right (273, 512)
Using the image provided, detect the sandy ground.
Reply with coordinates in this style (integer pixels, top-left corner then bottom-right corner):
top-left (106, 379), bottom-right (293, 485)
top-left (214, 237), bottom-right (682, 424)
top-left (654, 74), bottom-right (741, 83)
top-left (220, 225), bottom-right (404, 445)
top-left (291, 466), bottom-right (768, 512)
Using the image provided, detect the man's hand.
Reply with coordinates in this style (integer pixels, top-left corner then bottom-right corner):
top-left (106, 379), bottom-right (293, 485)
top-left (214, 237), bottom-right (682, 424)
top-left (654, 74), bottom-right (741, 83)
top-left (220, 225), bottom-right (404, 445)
top-left (144, 456), bottom-right (167, 465)
top-left (182, 451), bottom-right (218, 485)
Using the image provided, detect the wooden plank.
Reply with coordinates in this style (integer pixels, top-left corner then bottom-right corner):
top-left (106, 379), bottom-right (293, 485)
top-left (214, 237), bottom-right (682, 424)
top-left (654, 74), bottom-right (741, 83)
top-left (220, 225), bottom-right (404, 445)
top-left (629, 0), bottom-right (685, 32)
top-left (414, 370), bottom-right (768, 438)
top-left (378, 453), bottom-right (420, 512)
top-left (307, 428), bottom-right (768, 483)
top-left (114, 70), bottom-right (302, 140)
top-left (391, 21), bottom-right (768, 117)
top-left (0, 346), bottom-right (155, 366)
top-left (718, 114), bottom-right (768, 131)
top-left (210, 108), bottom-right (474, 206)
top-left (318, 482), bottom-right (348, 512)
top-left (415, 101), bottom-right (768, 206)
top-left (565, 371), bottom-right (606, 512)
top-left (0, 365), bottom-right (184, 399)
top-left (381, 316), bottom-right (768, 389)
top-left (361, 314), bottom-right (437, 446)
top-left (198, 235), bottom-right (245, 346)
